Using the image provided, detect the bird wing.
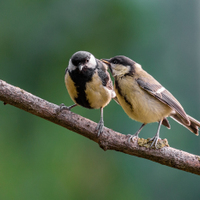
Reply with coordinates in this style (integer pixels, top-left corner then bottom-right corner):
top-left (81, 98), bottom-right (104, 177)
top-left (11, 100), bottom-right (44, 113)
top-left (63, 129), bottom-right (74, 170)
top-left (136, 76), bottom-right (190, 125)
top-left (96, 59), bottom-right (111, 87)
top-left (105, 70), bottom-right (120, 105)
top-left (96, 59), bottom-right (120, 105)
top-left (65, 67), bottom-right (68, 75)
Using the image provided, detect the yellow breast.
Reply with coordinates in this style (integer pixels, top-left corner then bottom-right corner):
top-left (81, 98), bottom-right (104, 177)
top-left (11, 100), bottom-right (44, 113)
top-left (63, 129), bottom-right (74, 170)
top-left (85, 72), bottom-right (112, 109)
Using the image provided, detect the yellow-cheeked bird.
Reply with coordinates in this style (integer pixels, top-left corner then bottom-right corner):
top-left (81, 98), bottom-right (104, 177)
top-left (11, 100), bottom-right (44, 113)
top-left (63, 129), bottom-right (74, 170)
top-left (102, 55), bottom-right (200, 147)
top-left (59, 51), bottom-right (117, 136)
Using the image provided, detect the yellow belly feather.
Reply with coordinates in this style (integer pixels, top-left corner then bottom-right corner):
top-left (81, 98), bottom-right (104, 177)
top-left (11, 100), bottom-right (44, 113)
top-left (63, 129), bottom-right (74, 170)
top-left (115, 76), bottom-right (172, 123)
top-left (85, 72), bottom-right (112, 109)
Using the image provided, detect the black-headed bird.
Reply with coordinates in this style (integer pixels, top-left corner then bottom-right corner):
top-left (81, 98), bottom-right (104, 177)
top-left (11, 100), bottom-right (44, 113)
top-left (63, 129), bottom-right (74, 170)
top-left (102, 55), bottom-right (200, 147)
top-left (59, 51), bottom-right (117, 136)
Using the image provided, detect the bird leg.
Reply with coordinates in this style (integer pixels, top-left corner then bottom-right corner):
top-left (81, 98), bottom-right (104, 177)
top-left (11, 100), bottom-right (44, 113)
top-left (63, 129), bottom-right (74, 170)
top-left (95, 107), bottom-right (104, 136)
top-left (56, 103), bottom-right (77, 114)
top-left (128, 123), bottom-right (146, 143)
top-left (148, 120), bottom-right (163, 148)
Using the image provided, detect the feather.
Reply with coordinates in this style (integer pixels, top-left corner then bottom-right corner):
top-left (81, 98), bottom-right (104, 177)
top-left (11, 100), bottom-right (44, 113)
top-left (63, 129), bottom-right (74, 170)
top-left (136, 77), bottom-right (190, 125)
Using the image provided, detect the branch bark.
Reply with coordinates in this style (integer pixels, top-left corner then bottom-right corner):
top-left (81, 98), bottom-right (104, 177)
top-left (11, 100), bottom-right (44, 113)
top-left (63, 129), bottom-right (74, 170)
top-left (0, 79), bottom-right (200, 175)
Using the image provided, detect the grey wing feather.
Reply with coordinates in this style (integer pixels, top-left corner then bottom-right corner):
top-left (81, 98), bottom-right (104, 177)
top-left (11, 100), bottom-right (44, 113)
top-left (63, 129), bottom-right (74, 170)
top-left (97, 59), bottom-right (120, 105)
top-left (65, 67), bottom-right (68, 75)
top-left (105, 71), bottom-right (114, 90)
top-left (113, 96), bottom-right (120, 105)
top-left (162, 117), bottom-right (171, 129)
top-left (136, 77), bottom-right (190, 125)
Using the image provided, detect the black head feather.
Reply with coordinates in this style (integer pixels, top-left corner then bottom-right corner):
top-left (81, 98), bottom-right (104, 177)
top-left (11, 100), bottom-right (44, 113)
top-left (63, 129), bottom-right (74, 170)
top-left (71, 51), bottom-right (91, 66)
top-left (109, 55), bottom-right (136, 66)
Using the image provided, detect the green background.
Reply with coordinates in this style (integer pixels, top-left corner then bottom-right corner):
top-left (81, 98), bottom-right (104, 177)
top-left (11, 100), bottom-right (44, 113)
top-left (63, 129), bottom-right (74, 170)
top-left (1, 0), bottom-right (200, 199)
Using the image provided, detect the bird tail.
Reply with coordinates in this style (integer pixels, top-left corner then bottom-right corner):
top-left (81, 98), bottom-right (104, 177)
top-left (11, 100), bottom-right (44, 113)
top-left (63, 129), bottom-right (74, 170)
top-left (113, 96), bottom-right (120, 105)
top-left (170, 114), bottom-right (200, 135)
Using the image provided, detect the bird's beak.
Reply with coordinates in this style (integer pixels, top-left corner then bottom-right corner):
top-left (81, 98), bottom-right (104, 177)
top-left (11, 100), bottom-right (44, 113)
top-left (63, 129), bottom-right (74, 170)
top-left (101, 59), bottom-right (114, 75)
top-left (101, 59), bottom-right (111, 65)
top-left (78, 64), bottom-right (84, 71)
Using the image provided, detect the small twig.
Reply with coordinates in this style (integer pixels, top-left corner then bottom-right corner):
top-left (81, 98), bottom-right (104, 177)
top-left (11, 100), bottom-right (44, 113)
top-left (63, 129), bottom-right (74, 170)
top-left (0, 79), bottom-right (200, 175)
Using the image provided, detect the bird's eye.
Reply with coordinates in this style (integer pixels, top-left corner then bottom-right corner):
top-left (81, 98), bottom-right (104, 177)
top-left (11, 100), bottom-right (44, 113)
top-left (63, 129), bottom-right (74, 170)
top-left (113, 59), bottom-right (118, 64)
top-left (86, 58), bottom-right (89, 63)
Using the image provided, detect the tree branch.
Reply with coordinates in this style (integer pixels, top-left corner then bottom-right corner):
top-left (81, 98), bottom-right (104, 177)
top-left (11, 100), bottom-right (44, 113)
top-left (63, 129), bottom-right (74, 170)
top-left (0, 79), bottom-right (200, 175)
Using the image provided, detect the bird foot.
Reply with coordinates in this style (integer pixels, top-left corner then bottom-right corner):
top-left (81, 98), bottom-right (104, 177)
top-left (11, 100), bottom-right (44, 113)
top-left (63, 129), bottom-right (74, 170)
top-left (56, 103), bottom-right (73, 114)
top-left (148, 136), bottom-right (160, 148)
top-left (95, 120), bottom-right (104, 137)
top-left (127, 134), bottom-right (139, 143)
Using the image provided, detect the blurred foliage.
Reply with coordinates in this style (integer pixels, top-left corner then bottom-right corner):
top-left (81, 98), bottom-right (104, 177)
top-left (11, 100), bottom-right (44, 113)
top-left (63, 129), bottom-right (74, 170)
top-left (0, 0), bottom-right (200, 199)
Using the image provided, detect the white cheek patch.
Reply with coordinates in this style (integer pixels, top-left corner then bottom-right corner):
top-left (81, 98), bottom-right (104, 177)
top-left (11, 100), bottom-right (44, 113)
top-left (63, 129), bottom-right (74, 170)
top-left (110, 63), bottom-right (118, 76)
top-left (68, 59), bottom-right (77, 72)
top-left (111, 64), bottom-right (130, 77)
top-left (110, 63), bottom-right (116, 70)
top-left (87, 54), bottom-right (97, 69)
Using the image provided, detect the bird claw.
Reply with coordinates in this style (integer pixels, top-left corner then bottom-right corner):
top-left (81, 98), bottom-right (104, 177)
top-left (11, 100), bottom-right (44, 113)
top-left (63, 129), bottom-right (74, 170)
top-left (148, 136), bottom-right (160, 148)
top-left (95, 120), bottom-right (104, 137)
top-left (56, 103), bottom-right (72, 114)
top-left (127, 134), bottom-right (138, 143)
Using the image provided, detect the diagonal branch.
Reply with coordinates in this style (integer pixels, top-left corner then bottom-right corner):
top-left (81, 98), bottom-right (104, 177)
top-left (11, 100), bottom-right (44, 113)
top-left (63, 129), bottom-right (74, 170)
top-left (0, 79), bottom-right (200, 175)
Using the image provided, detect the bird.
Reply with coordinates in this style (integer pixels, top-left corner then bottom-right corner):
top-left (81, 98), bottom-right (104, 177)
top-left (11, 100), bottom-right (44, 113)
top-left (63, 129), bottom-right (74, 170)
top-left (101, 55), bottom-right (200, 147)
top-left (58, 51), bottom-right (117, 136)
